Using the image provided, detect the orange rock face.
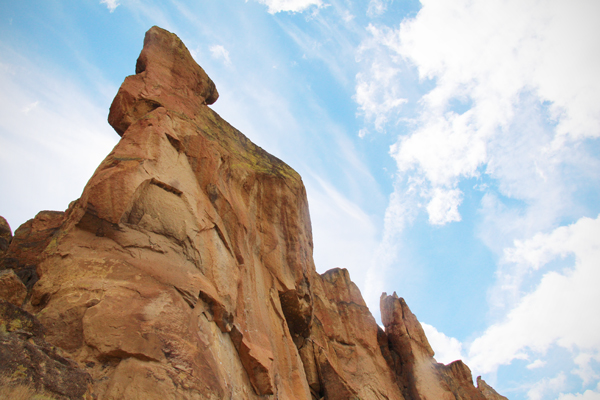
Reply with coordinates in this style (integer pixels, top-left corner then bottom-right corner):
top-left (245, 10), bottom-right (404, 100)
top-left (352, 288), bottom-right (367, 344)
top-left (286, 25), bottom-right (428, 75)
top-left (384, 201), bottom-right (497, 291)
top-left (477, 376), bottom-right (509, 400)
top-left (0, 270), bottom-right (26, 306)
top-left (29, 25), bottom-right (317, 399)
top-left (1, 26), bottom-right (508, 399)
top-left (381, 292), bottom-right (504, 400)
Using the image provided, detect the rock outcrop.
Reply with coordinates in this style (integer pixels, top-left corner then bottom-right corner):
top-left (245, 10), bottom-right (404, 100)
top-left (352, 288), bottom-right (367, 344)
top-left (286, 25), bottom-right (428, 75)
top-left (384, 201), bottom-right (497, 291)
top-left (0, 270), bottom-right (27, 306)
top-left (381, 292), bottom-right (489, 400)
top-left (477, 376), bottom-right (509, 400)
top-left (0, 217), bottom-right (11, 258)
top-left (0, 26), bottom-right (507, 399)
top-left (0, 211), bottom-right (65, 293)
top-left (0, 300), bottom-right (92, 399)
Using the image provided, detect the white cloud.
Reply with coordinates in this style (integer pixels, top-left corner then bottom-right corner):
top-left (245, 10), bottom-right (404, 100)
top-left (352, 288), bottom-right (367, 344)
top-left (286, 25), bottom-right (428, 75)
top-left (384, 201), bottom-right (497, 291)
top-left (391, 109), bottom-right (484, 188)
top-left (526, 359), bottom-right (546, 370)
top-left (421, 322), bottom-right (464, 365)
top-left (573, 352), bottom-right (600, 386)
top-left (366, 0), bottom-right (391, 17)
top-left (21, 100), bottom-right (39, 114)
top-left (398, 0), bottom-right (600, 144)
top-left (209, 45), bottom-right (232, 67)
top-left (426, 188), bottom-right (462, 225)
top-left (100, 0), bottom-right (120, 13)
top-left (355, 6), bottom-right (600, 396)
top-left (357, 0), bottom-right (600, 227)
top-left (558, 384), bottom-right (600, 400)
top-left (254, 0), bottom-right (323, 14)
top-left (341, 9), bottom-right (354, 23)
top-left (527, 373), bottom-right (567, 400)
top-left (364, 181), bottom-right (420, 313)
top-left (355, 25), bottom-right (409, 132)
top-left (467, 215), bottom-right (600, 374)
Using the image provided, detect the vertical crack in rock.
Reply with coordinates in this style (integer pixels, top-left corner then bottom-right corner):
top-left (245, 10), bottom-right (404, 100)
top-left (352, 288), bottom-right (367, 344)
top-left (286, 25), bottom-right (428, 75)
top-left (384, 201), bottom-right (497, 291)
top-left (0, 25), bottom-right (508, 400)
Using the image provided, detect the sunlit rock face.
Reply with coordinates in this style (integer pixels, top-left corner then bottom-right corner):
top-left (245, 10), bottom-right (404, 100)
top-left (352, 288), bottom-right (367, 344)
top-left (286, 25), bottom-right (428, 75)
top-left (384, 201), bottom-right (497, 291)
top-left (1, 26), bottom-right (507, 399)
top-left (381, 292), bottom-right (496, 400)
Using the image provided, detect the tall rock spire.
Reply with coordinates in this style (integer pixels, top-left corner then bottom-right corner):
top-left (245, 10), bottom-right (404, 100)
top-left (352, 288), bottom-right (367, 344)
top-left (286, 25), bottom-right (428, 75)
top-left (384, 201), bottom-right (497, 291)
top-left (0, 26), bottom-right (507, 400)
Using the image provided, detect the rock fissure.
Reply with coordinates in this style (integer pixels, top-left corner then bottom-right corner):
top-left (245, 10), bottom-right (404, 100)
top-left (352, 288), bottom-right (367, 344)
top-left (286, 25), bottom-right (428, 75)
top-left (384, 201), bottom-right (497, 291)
top-left (0, 26), bottom-right (507, 400)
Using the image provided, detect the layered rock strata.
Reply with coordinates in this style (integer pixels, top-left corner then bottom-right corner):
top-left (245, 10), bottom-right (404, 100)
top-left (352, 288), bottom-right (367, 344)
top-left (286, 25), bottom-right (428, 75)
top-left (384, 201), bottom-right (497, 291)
top-left (0, 26), bottom-right (506, 399)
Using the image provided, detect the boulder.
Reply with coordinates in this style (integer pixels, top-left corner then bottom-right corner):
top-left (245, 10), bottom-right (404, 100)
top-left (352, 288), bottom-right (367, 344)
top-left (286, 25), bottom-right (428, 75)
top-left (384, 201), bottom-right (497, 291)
top-left (0, 269), bottom-right (27, 306)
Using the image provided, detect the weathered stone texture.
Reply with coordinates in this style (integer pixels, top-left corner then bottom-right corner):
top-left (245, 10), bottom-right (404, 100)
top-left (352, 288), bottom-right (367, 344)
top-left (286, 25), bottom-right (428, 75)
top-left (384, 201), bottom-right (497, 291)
top-left (0, 210), bottom-right (65, 291)
top-left (0, 300), bottom-right (91, 399)
top-left (0, 26), bottom-right (508, 400)
top-left (478, 376), bottom-right (509, 400)
top-left (0, 216), bottom-right (11, 257)
top-left (382, 292), bottom-right (488, 400)
top-left (0, 269), bottom-right (27, 306)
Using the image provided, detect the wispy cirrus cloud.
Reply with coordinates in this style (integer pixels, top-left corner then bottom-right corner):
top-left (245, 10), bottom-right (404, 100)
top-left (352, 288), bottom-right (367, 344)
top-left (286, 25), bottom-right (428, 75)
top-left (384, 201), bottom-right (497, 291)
top-left (254, 0), bottom-right (324, 14)
top-left (0, 44), bottom-right (117, 230)
top-left (209, 44), bottom-right (232, 67)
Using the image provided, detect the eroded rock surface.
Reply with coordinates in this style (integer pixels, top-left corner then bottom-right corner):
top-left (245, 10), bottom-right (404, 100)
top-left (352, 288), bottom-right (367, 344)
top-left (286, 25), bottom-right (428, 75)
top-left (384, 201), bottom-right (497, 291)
top-left (0, 269), bottom-right (27, 306)
top-left (478, 376), bottom-right (509, 400)
top-left (381, 292), bottom-right (489, 400)
top-left (0, 216), bottom-right (11, 257)
top-left (2, 26), bottom-right (508, 399)
top-left (28, 25), bottom-right (315, 399)
top-left (0, 300), bottom-right (91, 399)
top-left (0, 210), bottom-right (65, 292)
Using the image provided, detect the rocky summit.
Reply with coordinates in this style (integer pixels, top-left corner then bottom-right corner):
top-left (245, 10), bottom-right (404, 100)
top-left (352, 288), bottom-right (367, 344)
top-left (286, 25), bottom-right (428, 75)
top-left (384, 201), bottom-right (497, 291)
top-left (0, 26), bottom-right (507, 399)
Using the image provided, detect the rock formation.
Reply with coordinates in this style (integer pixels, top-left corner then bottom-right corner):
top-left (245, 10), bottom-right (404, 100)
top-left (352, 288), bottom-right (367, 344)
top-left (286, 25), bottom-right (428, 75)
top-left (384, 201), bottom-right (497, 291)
top-left (0, 300), bottom-right (92, 399)
top-left (477, 377), bottom-right (509, 400)
top-left (0, 217), bottom-right (11, 258)
top-left (0, 26), bottom-right (507, 399)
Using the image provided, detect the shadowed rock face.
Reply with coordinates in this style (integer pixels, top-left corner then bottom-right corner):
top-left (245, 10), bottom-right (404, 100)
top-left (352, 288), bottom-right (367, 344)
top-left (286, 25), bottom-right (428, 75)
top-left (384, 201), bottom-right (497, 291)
top-left (0, 217), bottom-right (11, 257)
top-left (0, 26), bottom-right (507, 400)
top-left (0, 211), bottom-right (65, 292)
top-left (0, 300), bottom-right (92, 399)
top-left (477, 376), bottom-right (509, 400)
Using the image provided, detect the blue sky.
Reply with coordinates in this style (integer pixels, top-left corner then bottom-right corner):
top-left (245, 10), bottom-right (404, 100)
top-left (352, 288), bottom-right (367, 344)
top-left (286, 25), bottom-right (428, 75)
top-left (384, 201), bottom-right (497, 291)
top-left (1, 1), bottom-right (600, 399)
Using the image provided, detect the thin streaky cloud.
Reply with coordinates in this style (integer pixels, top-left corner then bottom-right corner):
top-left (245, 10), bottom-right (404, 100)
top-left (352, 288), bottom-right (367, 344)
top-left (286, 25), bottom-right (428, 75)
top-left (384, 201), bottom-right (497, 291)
top-left (209, 45), bottom-right (232, 67)
top-left (255, 0), bottom-right (323, 14)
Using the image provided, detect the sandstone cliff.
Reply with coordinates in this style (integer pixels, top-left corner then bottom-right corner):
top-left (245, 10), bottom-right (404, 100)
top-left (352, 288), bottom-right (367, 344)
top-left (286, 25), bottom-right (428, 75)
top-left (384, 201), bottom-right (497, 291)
top-left (0, 26), bottom-right (506, 400)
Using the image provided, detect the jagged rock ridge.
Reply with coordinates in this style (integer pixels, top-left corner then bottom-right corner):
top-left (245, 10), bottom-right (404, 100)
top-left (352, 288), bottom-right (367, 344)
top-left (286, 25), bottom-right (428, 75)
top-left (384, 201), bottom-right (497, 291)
top-left (0, 26), bottom-right (506, 399)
